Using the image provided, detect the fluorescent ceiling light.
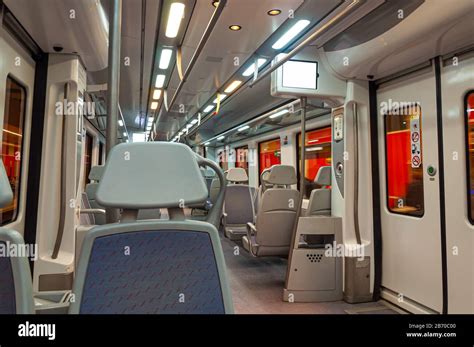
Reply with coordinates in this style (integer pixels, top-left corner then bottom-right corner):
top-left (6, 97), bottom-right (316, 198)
top-left (204, 105), bottom-right (215, 113)
top-left (118, 120), bottom-right (124, 126)
top-left (159, 49), bottom-right (173, 69)
top-left (133, 133), bottom-right (146, 143)
top-left (242, 59), bottom-right (267, 77)
top-left (306, 146), bottom-right (323, 152)
top-left (224, 80), bottom-right (242, 93)
top-left (204, 142), bottom-right (210, 146)
top-left (272, 19), bottom-right (310, 50)
top-left (148, 117), bottom-right (154, 124)
top-left (190, 119), bottom-right (198, 125)
top-left (238, 125), bottom-right (250, 132)
top-left (153, 89), bottom-right (162, 100)
top-left (186, 123), bottom-right (192, 129)
top-left (155, 74), bottom-right (166, 88)
top-left (151, 102), bottom-right (159, 110)
top-left (213, 94), bottom-right (227, 103)
top-left (269, 109), bottom-right (289, 119)
top-left (123, 132), bottom-right (127, 137)
top-left (217, 135), bottom-right (225, 141)
top-left (166, 3), bottom-right (185, 38)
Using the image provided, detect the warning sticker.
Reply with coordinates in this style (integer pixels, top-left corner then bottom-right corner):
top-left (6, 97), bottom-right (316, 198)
top-left (410, 115), bottom-right (421, 168)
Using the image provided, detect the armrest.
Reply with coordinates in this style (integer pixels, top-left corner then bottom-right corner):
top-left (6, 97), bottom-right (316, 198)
top-left (222, 212), bottom-right (228, 226)
top-left (80, 208), bottom-right (106, 215)
top-left (247, 222), bottom-right (257, 236)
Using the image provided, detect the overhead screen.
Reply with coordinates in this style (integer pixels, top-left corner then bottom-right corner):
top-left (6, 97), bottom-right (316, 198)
top-left (281, 60), bottom-right (318, 89)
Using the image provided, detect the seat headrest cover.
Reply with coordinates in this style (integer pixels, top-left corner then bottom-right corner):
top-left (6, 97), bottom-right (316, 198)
top-left (0, 161), bottom-right (13, 208)
top-left (315, 166), bottom-right (331, 186)
top-left (226, 167), bottom-right (248, 183)
top-left (266, 165), bottom-right (297, 185)
top-left (88, 165), bottom-right (105, 181)
top-left (96, 143), bottom-right (208, 209)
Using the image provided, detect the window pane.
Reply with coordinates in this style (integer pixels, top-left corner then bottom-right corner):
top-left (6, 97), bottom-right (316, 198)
top-left (384, 104), bottom-right (424, 217)
top-left (0, 77), bottom-right (26, 225)
top-left (465, 92), bottom-right (474, 222)
top-left (235, 146), bottom-right (249, 174)
top-left (259, 138), bottom-right (281, 175)
top-left (84, 133), bottom-right (93, 189)
top-left (297, 127), bottom-right (332, 198)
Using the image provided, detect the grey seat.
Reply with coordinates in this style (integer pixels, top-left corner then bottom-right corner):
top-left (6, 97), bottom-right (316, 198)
top-left (306, 166), bottom-right (331, 216)
top-left (254, 168), bottom-right (272, 215)
top-left (223, 168), bottom-right (255, 240)
top-left (70, 142), bottom-right (233, 314)
top-left (0, 162), bottom-right (34, 314)
top-left (303, 166), bottom-right (332, 245)
top-left (85, 166), bottom-right (106, 225)
top-left (242, 165), bottom-right (299, 257)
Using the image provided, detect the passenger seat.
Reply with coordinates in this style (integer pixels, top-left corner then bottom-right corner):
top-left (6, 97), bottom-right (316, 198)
top-left (222, 167), bottom-right (255, 240)
top-left (242, 165), bottom-right (299, 257)
top-left (70, 142), bottom-right (233, 314)
top-left (0, 162), bottom-right (34, 314)
top-left (85, 165), bottom-right (106, 225)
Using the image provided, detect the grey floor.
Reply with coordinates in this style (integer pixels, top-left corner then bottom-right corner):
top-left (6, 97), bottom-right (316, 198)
top-left (219, 234), bottom-right (399, 314)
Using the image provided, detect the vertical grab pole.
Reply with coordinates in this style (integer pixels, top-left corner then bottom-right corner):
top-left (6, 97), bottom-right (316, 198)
top-left (106, 0), bottom-right (122, 223)
top-left (285, 97), bottom-right (307, 287)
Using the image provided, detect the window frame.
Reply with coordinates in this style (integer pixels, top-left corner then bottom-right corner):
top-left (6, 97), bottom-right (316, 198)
top-left (257, 137), bottom-right (281, 183)
top-left (295, 126), bottom-right (332, 195)
top-left (464, 89), bottom-right (474, 225)
top-left (234, 145), bottom-right (249, 172)
top-left (383, 103), bottom-right (425, 218)
top-left (1, 75), bottom-right (28, 226)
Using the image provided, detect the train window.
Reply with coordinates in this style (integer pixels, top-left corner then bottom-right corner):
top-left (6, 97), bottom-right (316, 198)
top-left (235, 145), bottom-right (249, 174)
top-left (465, 91), bottom-right (474, 223)
top-left (297, 127), bottom-right (332, 198)
top-left (84, 133), bottom-right (93, 188)
top-left (218, 148), bottom-right (228, 170)
top-left (0, 77), bottom-right (26, 225)
top-left (98, 141), bottom-right (104, 165)
top-left (384, 104), bottom-right (424, 217)
top-left (258, 138), bottom-right (281, 176)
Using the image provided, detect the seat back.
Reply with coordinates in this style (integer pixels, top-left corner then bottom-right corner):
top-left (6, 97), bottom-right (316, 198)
top-left (70, 142), bottom-right (233, 314)
top-left (306, 166), bottom-right (332, 216)
top-left (255, 165), bottom-right (299, 247)
top-left (85, 165), bottom-right (106, 224)
top-left (224, 167), bottom-right (255, 225)
top-left (0, 162), bottom-right (34, 314)
top-left (80, 192), bottom-right (95, 225)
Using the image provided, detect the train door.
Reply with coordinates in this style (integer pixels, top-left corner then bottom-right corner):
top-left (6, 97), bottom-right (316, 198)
top-left (0, 25), bottom-right (35, 236)
top-left (377, 66), bottom-right (444, 313)
top-left (441, 53), bottom-right (474, 314)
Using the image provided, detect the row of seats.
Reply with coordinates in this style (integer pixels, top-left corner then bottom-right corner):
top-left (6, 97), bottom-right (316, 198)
top-left (222, 164), bottom-right (333, 257)
top-left (1, 143), bottom-right (234, 314)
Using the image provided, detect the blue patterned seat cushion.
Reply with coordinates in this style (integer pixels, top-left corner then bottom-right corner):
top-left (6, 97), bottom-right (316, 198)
top-left (80, 230), bottom-right (225, 314)
top-left (0, 241), bottom-right (16, 314)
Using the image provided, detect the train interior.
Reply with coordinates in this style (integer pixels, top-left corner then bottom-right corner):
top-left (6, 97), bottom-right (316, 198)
top-left (0, 0), bottom-right (473, 315)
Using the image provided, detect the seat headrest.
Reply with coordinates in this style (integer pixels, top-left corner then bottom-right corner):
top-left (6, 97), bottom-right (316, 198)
top-left (0, 161), bottom-right (13, 208)
top-left (88, 165), bottom-right (105, 181)
top-left (226, 167), bottom-right (248, 183)
top-left (266, 165), bottom-right (297, 185)
top-left (205, 169), bottom-right (215, 177)
top-left (96, 143), bottom-right (208, 209)
top-left (260, 168), bottom-right (271, 184)
top-left (315, 166), bottom-right (331, 186)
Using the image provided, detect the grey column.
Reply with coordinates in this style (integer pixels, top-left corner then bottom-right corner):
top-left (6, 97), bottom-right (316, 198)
top-left (106, 0), bottom-right (122, 223)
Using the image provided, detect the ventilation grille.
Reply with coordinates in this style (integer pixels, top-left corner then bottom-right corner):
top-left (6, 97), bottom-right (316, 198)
top-left (306, 253), bottom-right (324, 263)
